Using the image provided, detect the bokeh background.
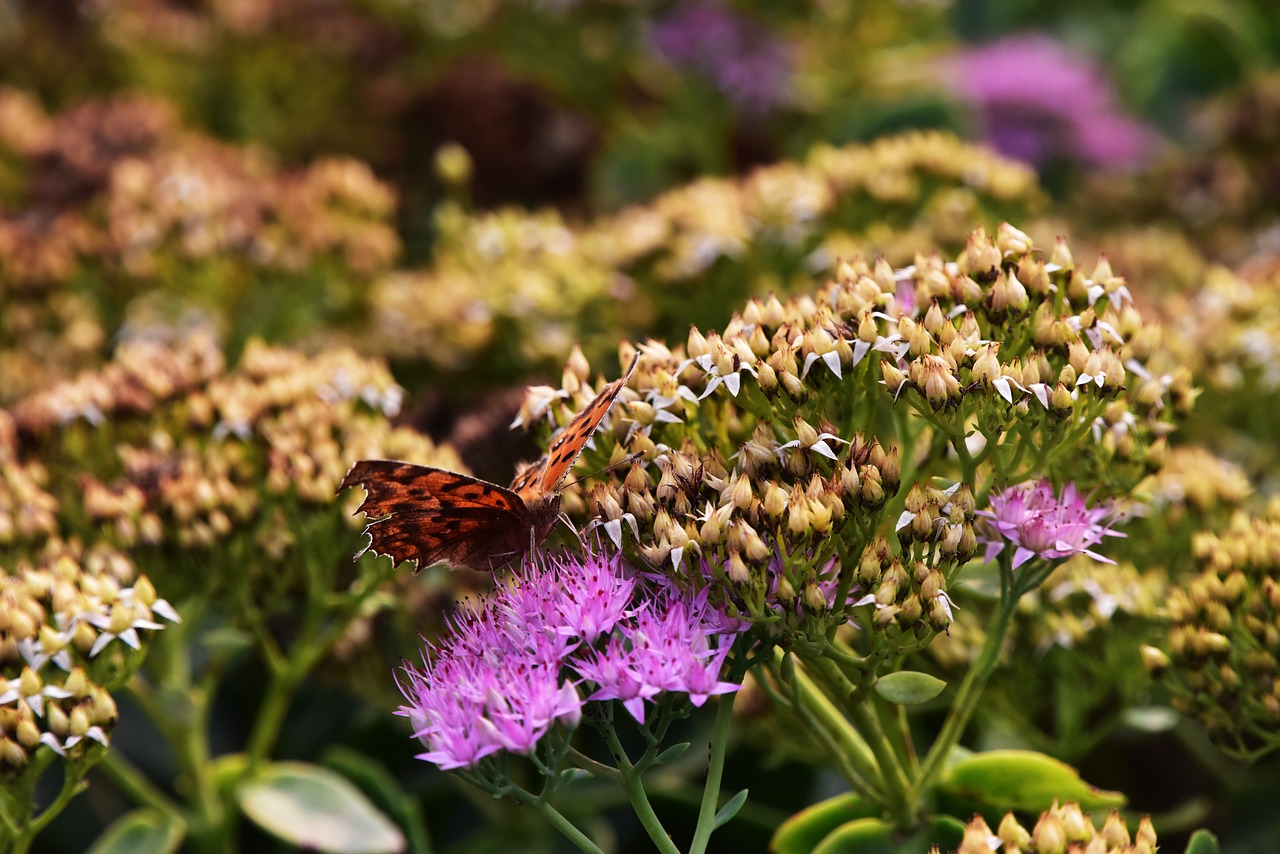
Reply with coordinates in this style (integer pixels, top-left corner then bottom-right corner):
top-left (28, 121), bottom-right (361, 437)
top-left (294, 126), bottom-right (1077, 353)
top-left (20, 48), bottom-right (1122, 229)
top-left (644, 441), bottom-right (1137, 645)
top-left (3, 0), bottom-right (1280, 851)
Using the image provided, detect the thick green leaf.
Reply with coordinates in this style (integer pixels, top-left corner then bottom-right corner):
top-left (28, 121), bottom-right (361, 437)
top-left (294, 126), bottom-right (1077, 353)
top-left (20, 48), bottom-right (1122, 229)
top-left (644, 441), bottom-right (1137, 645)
top-left (655, 742), bottom-right (691, 764)
top-left (812, 817), bottom-right (897, 854)
top-left (1184, 829), bottom-right (1221, 854)
top-left (770, 793), bottom-right (879, 854)
top-left (238, 761), bottom-right (405, 854)
top-left (875, 671), bottom-right (947, 705)
top-left (322, 747), bottom-right (431, 854)
top-left (810, 816), bottom-right (965, 854)
top-left (713, 789), bottom-right (749, 829)
top-left (87, 809), bottom-right (185, 854)
top-left (939, 750), bottom-right (1125, 813)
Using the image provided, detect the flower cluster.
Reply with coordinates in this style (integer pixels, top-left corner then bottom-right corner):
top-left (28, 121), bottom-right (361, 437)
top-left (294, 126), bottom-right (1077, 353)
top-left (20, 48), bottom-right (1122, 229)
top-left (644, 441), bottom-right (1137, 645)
top-left (397, 551), bottom-right (740, 770)
top-left (517, 229), bottom-right (1169, 658)
top-left (649, 2), bottom-right (793, 112)
top-left (6, 331), bottom-right (459, 603)
top-left (0, 540), bottom-right (178, 770)
top-left (978, 480), bottom-right (1123, 570)
top-left (0, 90), bottom-right (399, 403)
top-left (1146, 508), bottom-right (1280, 756)
top-left (366, 132), bottom-right (1043, 382)
top-left (946, 804), bottom-right (1156, 854)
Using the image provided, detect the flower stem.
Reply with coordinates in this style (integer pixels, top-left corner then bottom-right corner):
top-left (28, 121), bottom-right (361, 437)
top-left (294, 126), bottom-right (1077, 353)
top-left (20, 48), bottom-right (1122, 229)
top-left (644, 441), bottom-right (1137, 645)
top-left (97, 751), bottom-right (185, 821)
top-left (688, 695), bottom-right (735, 854)
top-left (602, 724), bottom-right (680, 854)
top-left (910, 561), bottom-right (1019, 800)
top-left (774, 649), bottom-right (884, 804)
top-left (524, 795), bottom-right (606, 854)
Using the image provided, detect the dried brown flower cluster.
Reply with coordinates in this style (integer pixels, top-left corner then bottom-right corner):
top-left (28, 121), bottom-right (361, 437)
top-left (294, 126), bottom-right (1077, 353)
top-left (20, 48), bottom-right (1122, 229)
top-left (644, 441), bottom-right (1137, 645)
top-left (0, 410), bottom-right (59, 547)
top-left (7, 333), bottom-right (460, 579)
top-left (0, 539), bottom-right (178, 769)
top-left (0, 89), bottom-right (399, 403)
top-left (1148, 508), bottom-right (1280, 755)
top-left (942, 804), bottom-right (1156, 854)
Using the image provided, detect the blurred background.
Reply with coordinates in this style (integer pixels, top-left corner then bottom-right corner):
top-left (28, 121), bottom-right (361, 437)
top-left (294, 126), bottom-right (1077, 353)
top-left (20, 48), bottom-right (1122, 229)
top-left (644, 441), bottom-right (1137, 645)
top-left (3, 0), bottom-right (1280, 851)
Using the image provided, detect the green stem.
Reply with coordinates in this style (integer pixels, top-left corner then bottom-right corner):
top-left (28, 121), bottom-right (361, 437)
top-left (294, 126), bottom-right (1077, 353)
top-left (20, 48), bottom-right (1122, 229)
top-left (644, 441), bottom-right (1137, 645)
top-left (603, 725), bottom-right (680, 854)
top-left (688, 695), bottom-right (735, 854)
top-left (28, 762), bottom-right (89, 836)
top-left (910, 561), bottom-right (1019, 801)
top-left (774, 650), bottom-right (883, 802)
top-left (97, 751), bottom-right (185, 820)
top-left (522, 794), bottom-right (606, 854)
top-left (841, 685), bottom-right (914, 822)
top-left (565, 748), bottom-right (624, 783)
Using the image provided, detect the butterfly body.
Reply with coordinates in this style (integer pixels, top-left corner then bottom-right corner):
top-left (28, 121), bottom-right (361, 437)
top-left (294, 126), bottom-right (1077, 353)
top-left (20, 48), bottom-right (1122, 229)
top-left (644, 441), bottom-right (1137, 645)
top-left (341, 355), bottom-right (638, 572)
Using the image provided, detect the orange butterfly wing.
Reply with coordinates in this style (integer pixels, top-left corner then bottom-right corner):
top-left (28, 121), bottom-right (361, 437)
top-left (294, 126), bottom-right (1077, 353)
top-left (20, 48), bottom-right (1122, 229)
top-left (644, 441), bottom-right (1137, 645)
top-left (510, 354), bottom-right (639, 499)
top-left (341, 355), bottom-right (638, 572)
top-left (339, 462), bottom-right (543, 572)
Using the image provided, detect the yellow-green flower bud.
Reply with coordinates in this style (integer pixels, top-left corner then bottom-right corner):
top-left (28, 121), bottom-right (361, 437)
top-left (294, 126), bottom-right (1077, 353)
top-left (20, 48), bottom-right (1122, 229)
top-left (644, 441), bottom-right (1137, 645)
top-left (998, 813), bottom-right (1031, 850)
top-left (0, 737), bottom-right (27, 768)
top-left (1059, 803), bottom-right (1093, 842)
top-left (997, 222), bottom-right (1033, 255)
top-left (1031, 810), bottom-right (1067, 854)
top-left (1099, 812), bottom-right (1130, 847)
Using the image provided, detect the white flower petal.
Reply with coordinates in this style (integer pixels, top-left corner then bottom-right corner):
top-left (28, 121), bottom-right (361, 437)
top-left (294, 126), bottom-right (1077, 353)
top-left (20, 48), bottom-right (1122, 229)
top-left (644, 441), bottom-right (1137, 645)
top-left (603, 518), bottom-right (623, 550)
top-left (822, 351), bottom-right (843, 378)
top-left (896, 510), bottom-right (916, 532)
top-left (40, 733), bottom-right (65, 755)
top-left (89, 633), bottom-right (114, 658)
top-left (151, 599), bottom-right (181, 623)
top-left (850, 339), bottom-right (871, 367)
top-left (670, 546), bottom-right (685, 571)
top-left (722, 373), bottom-right (741, 397)
top-left (811, 440), bottom-right (839, 460)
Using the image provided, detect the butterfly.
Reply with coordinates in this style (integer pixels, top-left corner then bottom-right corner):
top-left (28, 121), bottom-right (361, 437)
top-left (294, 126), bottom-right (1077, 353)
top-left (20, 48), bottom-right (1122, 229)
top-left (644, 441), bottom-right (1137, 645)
top-left (340, 355), bottom-right (639, 572)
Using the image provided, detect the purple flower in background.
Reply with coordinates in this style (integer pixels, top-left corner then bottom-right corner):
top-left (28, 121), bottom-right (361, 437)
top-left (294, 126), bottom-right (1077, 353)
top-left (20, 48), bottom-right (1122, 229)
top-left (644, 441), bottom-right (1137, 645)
top-left (943, 34), bottom-right (1153, 168)
top-left (650, 2), bottom-right (791, 111)
top-left (977, 480), bottom-right (1125, 569)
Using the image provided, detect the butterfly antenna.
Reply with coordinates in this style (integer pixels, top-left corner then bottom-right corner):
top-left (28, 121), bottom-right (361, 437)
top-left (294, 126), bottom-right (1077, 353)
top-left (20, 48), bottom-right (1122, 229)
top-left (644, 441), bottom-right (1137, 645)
top-left (560, 452), bottom-right (645, 491)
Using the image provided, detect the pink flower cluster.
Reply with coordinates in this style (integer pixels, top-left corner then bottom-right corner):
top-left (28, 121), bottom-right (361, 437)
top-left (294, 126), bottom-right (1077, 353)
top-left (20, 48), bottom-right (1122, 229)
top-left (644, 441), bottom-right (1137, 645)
top-left (397, 552), bottom-right (741, 770)
top-left (977, 480), bottom-right (1124, 569)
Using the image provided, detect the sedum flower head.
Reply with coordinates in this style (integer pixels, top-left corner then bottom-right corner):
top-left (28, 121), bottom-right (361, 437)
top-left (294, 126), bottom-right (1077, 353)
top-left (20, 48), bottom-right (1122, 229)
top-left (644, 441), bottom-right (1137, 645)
top-left (944, 805), bottom-right (1156, 854)
top-left (0, 541), bottom-right (176, 770)
top-left (978, 480), bottom-right (1125, 569)
top-left (398, 550), bottom-right (740, 769)
top-left (1151, 509), bottom-right (1280, 756)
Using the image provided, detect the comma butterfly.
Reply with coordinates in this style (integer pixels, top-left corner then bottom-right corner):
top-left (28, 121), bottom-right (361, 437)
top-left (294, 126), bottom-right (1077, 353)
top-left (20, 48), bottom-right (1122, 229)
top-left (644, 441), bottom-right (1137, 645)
top-left (340, 355), bottom-right (639, 572)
